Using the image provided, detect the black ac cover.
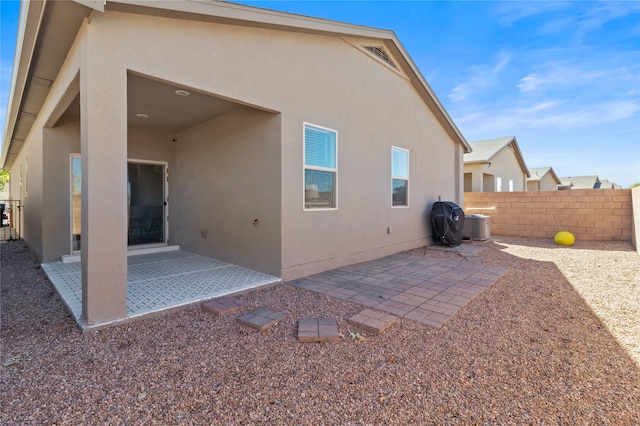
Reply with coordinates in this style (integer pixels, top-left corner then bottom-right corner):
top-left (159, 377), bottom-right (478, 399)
top-left (430, 201), bottom-right (465, 246)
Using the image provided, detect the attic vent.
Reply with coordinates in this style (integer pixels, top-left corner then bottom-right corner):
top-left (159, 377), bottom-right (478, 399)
top-left (362, 45), bottom-right (398, 70)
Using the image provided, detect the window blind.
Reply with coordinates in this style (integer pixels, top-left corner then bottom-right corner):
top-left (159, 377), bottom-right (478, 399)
top-left (305, 125), bottom-right (336, 169)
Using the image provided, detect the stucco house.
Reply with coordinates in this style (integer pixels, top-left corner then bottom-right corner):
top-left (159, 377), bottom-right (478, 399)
top-left (463, 136), bottom-right (529, 192)
top-left (596, 179), bottom-right (621, 189)
top-left (1, 0), bottom-right (470, 325)
top-left (527, 167), bottom-right (562, 191)
top-left (559, 176), bottom-right (601, 190)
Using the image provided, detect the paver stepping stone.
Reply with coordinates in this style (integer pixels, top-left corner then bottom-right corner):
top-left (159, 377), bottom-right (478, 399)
top-left (348, 309), bottom-right (398, 335)
top-left (202, 296), bottom-right (249, 316)
top-left (237, 308), bottom-right (287, 331)
top-left (297, 319), bottom-right (340, 343)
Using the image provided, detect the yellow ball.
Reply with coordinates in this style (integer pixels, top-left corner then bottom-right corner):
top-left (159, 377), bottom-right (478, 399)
top-left (554, 231), bottom-right (575, 246)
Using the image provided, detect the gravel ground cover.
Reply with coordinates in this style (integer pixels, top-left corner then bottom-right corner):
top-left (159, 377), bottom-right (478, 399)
top-left (1, 238), bottom-right (639, 425)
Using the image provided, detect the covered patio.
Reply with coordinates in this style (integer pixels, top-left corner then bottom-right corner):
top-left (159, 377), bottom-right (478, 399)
top-left (42, 248), bottom-right (281, 330)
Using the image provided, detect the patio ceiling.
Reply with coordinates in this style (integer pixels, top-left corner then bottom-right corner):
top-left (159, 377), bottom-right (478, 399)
top-left (62, 73), bottom-right (243, 133)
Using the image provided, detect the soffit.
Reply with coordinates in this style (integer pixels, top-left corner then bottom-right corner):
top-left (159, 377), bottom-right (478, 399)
top-left (2, 1), bottom-right (90, 169)
top-left (62, 73), bottom-right (245, 133)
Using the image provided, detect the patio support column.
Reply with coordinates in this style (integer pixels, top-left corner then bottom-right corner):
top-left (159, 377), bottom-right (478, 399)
top-left (79, 45), bottom-right (128, 324)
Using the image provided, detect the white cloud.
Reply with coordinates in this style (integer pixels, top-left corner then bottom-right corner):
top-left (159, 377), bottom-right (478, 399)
top-left (449, 84), bottom-right (469, 102)
top-left (515, 101), bottom-right (562, 114)
top-left (518, 74), bottom-right (542, 92)
top-left (447, 54), bottom-right (512, 103)
top-left (577, 2), bottom-right (640, 36)
top-left (455, 99), bottom-right (640, 134)
top-left (493, 55), bottom-right (511, 73)
top-left (538, 16), bottom-right (576, 35)
top-left (493, 1), bottom-right (572, 25)
top-left (516, 61), bottom-right (622, 94)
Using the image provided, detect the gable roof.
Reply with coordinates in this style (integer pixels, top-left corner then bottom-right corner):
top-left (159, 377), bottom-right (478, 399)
top-left (559, 175), bottom-right (601, 189)
top-left (464, 136), bottom-right (530, 177)
top-left (598, 179), bottom-right (621, 189)
top-left (1, 0), bottom-right (471, 168)
top-left (527, 167), bottom-right (561, 184)
top-left (598, 179), bottom-right (614, 189)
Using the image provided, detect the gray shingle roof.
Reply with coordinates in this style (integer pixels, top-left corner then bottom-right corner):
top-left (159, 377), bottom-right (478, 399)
top-left (559, 175), bottom-right (600, 189)
top-left (527, 167), bottom-right (561, 184)
top-left (464, 136), bottom-right (530, 177)
top-left (464, 137), bottom-right (514, 163)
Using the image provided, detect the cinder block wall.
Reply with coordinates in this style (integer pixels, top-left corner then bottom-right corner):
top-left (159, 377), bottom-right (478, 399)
top-left (464, 189), bottom-right (633, 242)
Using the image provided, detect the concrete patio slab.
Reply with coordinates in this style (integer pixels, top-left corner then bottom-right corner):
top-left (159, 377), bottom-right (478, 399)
top-left (297, 319), bottom-right (340, 342)
top-left (237, 308), bottom-right (287, 331)
top-left (42, 250), bottom-right (281, 330)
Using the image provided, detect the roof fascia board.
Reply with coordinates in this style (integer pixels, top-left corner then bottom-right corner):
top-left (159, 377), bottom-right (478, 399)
top-left (1, 0), bottom-right (47, 169)
top-left (549, 168), bottom-right (561, 184)
top-left (387, 38), bottom-right (471, 153)
top-left (107, 0), bottom-right (392, 39)
top-left (508, 138), bottom-right (530, 177)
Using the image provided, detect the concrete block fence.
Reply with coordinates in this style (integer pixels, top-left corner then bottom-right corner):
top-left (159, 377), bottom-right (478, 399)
top-left (463, 189), bottom-right (637, 245)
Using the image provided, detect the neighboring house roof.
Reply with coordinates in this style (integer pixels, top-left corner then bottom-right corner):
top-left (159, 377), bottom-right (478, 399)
top-left (464, 136), bottom-right (530, 177)
top-left (598, 179), bottom-right (621, 189)
top-left (0, 0), bottom-right (471, 169)
top-left (559, 175), bottom-right (601, 189)
top-left (527, 167), bottom-right (561, 184)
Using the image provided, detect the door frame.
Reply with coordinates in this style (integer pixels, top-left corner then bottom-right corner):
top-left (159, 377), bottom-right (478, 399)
top-left (127, 158), bottom-right (169, 248)
top-left (69, 155), bottom-right (170, 254)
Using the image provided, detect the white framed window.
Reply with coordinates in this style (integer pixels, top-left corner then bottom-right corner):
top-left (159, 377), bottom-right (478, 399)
top-left (496, 176), bottom-right (503, 192)
top-left (392, 146), bottom-right (409, 207)
top-left (304, 123), bottom-right (337, 210)
top-left (508, 179), bottom-right (514, 192)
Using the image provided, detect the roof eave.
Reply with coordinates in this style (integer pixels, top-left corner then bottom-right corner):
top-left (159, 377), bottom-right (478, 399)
top-left (2, 0), bottom-right (472, 168)
top-left (508, 137), bottom-right (530, 178)
top-left (385, 37), bottom-right (471, 153)
top-left (111, 0), bottom-right (471, 152)
top-left (1, 0), bottom-right (47, 170)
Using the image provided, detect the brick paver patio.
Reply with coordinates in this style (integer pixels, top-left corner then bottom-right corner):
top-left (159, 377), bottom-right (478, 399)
top-left (297, 319), bottom-right (340, 342)
top-left (288, 250), bottom-right (508, 327)
top-left (202, 296), bottom-right (249, 316)
top-left (237, 308), bottom-right (287, 331)
top-left (348, 309), bottom-right (398, 335)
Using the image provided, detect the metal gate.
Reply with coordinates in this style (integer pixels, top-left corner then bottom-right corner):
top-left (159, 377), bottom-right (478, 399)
top-left (0, 200), bottom-right (21, 241)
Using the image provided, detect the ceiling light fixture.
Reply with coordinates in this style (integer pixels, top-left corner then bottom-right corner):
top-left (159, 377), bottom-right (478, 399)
top-left (136, 113), bottom-right (149, 118)
top-left (174, 89), bottom-right (190, 96)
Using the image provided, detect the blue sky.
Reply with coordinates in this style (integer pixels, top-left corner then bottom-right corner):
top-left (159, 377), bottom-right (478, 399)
top-left (1, 1), bottom-right (639, 187)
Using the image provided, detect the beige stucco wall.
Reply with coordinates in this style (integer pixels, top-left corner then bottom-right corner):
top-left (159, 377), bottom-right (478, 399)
top-left (465, 147), bottom-right (526, 193)
top-left (85, 11), bottom-right (462, 279)
top-left (39, 119), bottom-right (176, 263)
top-left (174, 107), bottom-right (282, 276)
top-left (42, 117), bottom-right (80, 262)
top-left (528, 173), bottom-right (559, 191)
top-left (8, 131), bottom-right (43, 257)
top-left (15, 9), bottom-right (465, 285)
